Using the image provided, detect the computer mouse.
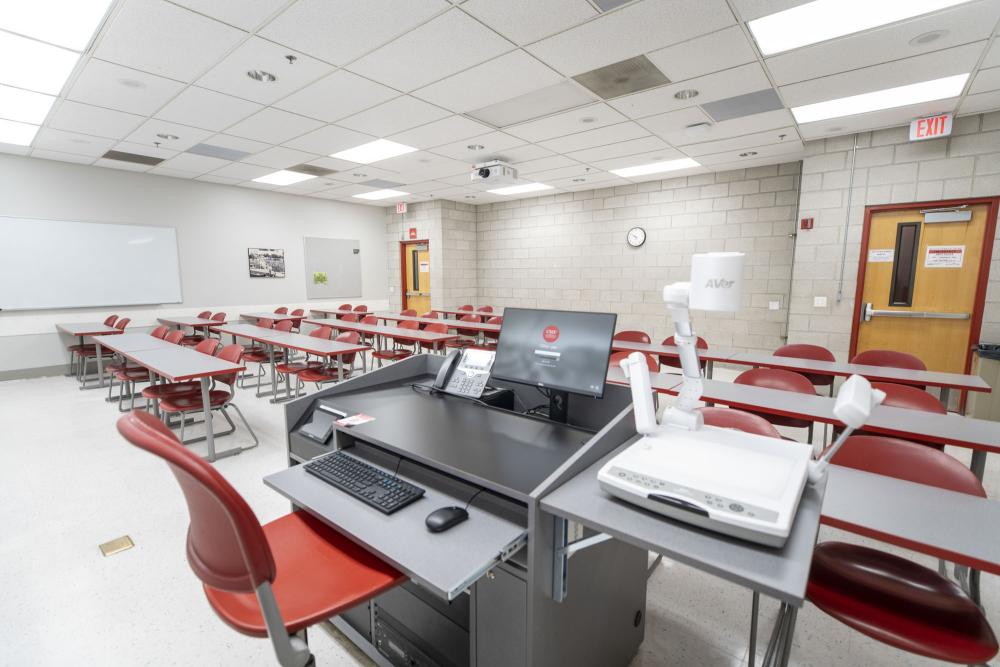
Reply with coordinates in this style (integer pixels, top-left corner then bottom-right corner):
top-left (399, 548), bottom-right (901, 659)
top-left (425, 506), bottom-right (469, 533)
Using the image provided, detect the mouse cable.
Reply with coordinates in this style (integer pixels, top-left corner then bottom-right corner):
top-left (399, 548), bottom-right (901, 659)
top-left (464, 487), bottom-right (485, 510)
top-left (391, 454), bottom-right (403, 478)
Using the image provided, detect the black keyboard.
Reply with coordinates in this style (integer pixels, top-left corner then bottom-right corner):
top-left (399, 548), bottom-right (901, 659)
top-left (304, 451), bottom-right (425, 514)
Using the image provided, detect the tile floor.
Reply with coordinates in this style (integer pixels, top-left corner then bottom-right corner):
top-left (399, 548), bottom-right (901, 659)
top-left (1, 365), bottom-right (996, 666)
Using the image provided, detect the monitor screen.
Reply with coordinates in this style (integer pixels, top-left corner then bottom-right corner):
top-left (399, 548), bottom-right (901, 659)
top-left (491, 308), bottom-right (617, 398)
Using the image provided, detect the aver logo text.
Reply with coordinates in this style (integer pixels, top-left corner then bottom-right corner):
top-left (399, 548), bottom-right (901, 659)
top-left (704, 278), bottom-right (734, 289)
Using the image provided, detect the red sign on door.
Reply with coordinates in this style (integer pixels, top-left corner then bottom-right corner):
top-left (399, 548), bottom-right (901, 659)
top-left (543, 325), bottom-right (560, 343)
top-left (408, 227), bottom-right (417, 240)
top-left (909, 113), bottom-right (952, 141)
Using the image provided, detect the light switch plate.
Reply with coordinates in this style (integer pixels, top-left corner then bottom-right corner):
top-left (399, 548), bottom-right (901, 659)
top-left (768, 300), bottom-right (780, 310)
top-left (813, 296), bottom-right (828, 307)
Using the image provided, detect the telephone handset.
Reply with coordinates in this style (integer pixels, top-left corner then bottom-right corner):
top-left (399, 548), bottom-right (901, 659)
top-left (433, 348), bottom-right (495, 398)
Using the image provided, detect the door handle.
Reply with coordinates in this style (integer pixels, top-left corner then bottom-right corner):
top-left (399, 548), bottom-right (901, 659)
top-left (860, 302), bottom-right (873, 324)
top-left (866, 308), bottom-right (970, 320)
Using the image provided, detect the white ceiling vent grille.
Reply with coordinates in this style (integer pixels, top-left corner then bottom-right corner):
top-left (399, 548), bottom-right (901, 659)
top-left (101, 150), bottom-right (163, 166)
top-left (701, 89), bottom-right (784, 122)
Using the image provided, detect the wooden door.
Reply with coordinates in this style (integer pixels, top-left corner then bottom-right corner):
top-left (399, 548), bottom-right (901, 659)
top-left (853, 201), bottom-right (996, 373)
top-left (402, 242), bottom-right (431, 313)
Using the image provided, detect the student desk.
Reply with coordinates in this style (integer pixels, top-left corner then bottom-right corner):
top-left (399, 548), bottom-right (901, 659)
top-left (309, 307), bottom-right (364, 319)
top-left (373, 312), bottom-right (502, 334)
top-left (240, 311), bottom-right (298, 323)
top-left (611, 341), bottom-right (741, 378)
top-left (56, 322), bottom-right (123, 389)
top-left (156, 315), bottom-right (228, 335)
top-left (303, 318), bottom-right (459, 352)
top-left (215, 323), bottom-right (370, 402)
top-left (435, 307), bottom-right (499, 320)
top-left (97, 337), bottom-right (244, 461)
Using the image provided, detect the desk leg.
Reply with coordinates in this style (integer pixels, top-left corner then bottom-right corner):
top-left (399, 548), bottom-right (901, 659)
top-left (761, 602), bottom-right (798, 667)
top-left (82, 339), bottom-right (107, 390)
top-left (201, 378), bottom-right (216, 462)
top-left (707, 360), bottom-right (714, 379)
top-left (337, 354), bottom-right (344, 383)
top-left (940, 386), bottom-right (951, 411)
top-left (150, 373), bottom-right (160, 418)
top-left (970, 450), bottom-right (987, 481)
top-left (259, 344), bottom-right (278, 399)
top-left (748, 592), bottom-right (759, 667)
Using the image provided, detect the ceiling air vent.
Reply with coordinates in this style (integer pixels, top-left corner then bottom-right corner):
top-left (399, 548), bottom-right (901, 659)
top-left (361, 178), bottom-right (404, 188)
top-left (701, 89), bottom-right (784, 122)
top-left (592, 0), bottom-right (633, 11)
top-left (187, 143), bottom-right (252, 161)
top-left (573, 55), bottom-right (669, 100)
top-left (101, 150), bottom-right (163, 166)
top-left (288, 163), bottom-right (337, 177)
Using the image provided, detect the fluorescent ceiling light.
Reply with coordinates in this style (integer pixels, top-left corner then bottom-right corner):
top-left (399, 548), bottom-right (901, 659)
top-left (331, 139), bottom-right (417, 164)
top-left (0, 0), bottom-right (114, 51)
top-left (0, 84), bottom-right (55, 124)
top-left (791, 73), bottom-right (968, 123)
top-left (0, 31), bottom-right (80, 95)
top-left (610, 158), bottom-right (701, 178)
top-left (353, 189), bottom-right (410, 200)
top-left (488, 182), bottom-right (555, 195)
top-left (749, 0), bottom-right (973, 55)
top-left (0, 118), bottom-right (40, 146)
top-left (252, 170), bottom-right (317, 186)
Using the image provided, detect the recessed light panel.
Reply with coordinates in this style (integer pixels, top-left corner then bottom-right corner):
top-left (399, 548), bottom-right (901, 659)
top-left (791, 73), bottom-right (969, 123)
top-left (749, 0), bottom-right (974, 55)
top-left (353, 189), bottom-right (410, 200)
top-left (467, 80), bottom-right (594, 127)
top-left (331, 139), bottom-right (417, 164)
top-left (487, 182), bottom-right (554, 195)
top-left (0, 118), bottom-right (39, 146)
top-left (253, 170), bottom-right (317, 186)
top-left (0, 84), bottom-right (55, 124)
top-left (0, 31), bottom-right (80, 95)
top-left (610, 158), bottom-right (700, 178)
top-left (0, 0), bottom-right (114, 51)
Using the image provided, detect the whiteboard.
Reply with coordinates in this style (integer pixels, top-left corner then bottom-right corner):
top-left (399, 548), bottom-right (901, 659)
top-left (303, 237), bottom-right (363, 299)
top-left (0, 217), bottom-right (183, 310)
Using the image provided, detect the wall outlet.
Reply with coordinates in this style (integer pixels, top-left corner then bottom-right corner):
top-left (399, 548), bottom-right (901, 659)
top-left (813, 296), bottom-right (828, 307)
top-left (768, 300), bottom-right (780, 310)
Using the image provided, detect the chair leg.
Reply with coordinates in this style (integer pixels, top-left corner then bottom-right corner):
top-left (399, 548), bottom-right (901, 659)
top-left (255, 582), bottom-right (312, 667)
top-left (226, 403), bottom-right (259, 448)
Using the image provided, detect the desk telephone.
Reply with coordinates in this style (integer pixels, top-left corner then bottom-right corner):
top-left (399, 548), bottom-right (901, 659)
top-left (433, 348), bottom-right (495, 398)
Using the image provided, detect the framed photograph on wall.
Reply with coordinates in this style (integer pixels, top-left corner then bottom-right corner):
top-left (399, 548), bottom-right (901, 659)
top-left (248, 247), bottom-right (285, 278)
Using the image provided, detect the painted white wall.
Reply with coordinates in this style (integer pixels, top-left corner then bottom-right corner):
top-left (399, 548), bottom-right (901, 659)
top-left (0, 154), bottom-right (389, 374)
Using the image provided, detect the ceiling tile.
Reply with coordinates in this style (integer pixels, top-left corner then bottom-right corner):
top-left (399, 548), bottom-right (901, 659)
top-left (277, 177), bottom-right (343, 193)
top-left (302, 155), bottom-right (366, 172)
top-left (197, 174), bottom-right (243, 184)
top-left (124, 119), bottom-right (214, 151)
top-left (538, 121), bottom-right (649, 153)
top-left (155, 86), bottom-right (261, 132)
top-left (428, 131), bottom-right (525, 160)
top-left (397, 180), bottom-right (447, 194)
top-left (47, 100), bottom-right (144, 139)
top-left (0, 144), bottom-right (32, 157)
top-left (796, 99), bottom-right (959, 140)
top-left (273, 70), bottom-right (399, 122)
top-left (148, 168), bottom-right (200, 179)
top-left (95, 0), bottom-right (247, 82)
top-left (259, 0), bottom-right (449, 65)
top-left (112, 141), bottom-right (179, 161)
top-left (512, 154), bottom-right (579, 173)
top-left (207, 161), bottom-right (275, 180)
top-left (33, 128), bottom-right (116, 157)
top-left (152, 152), bottom-right (232, 175)
top-left (654, 108), bottom-right (793, 146)
top-left (779, 42), bottom-right (984, 107)
top-left (243, 145), bottom-right (320, 168)
top-left (282, 124), bottom-right (374, 155)
top-left (765, 2), bottom-right (999, 86)
top-left (647, 26), bottom-right (756, 82)
top-left (971, 66), bottom-right (1000, 95)
top-left (608, 62), bottom-right (771, 119)
top-left (493, 143), bottom-right (554, 163)
top-left (505, 102), bottom-right (626, 142)
top-left (94, 157), bottom-right (153, 172)
top-left (637, 106), bottom-right (714, 141)
top-left (466, 80), bottom-right (596, 127)
top-left (196, 37), bottom-right (333, 105)
top-left (680, 127), bottom-right (797, 156)
top-left (564, 135), bottom-right (669, 163)
top-left (548, 173), bottom-right (629, 190)
top-left (226, 108), bottom-right (324, 144)
top-left (203, 133), bottom-right (272, 154)
top-left (461, 0), bottom-right (597, 45)
top-left (526, 0), bottom-right (735, 76)
top-left (68, 59), bottom-right (185, 116)
top-left (337, 96), bottom-right (450, 136)
top-left (959, 90), bottom-right (1000, 115)
top-left (587, 147), bottom-right (687, 171)
top-left (697, 139), bottom-right (804, 166)
top-left (388, 116), bottom-right (493, 149)
top-left (170, 0), bottom-right (289, 31)
top-left (330, 166), bottom-right (401, 183)
top-left (380, 152), bottom-right (470, 180)
top-left (727, 0), bottom-right (803, 21)
top-left (30, 149), bottom-right (95, 165)
top-left (348, 9), bottom-right (514, 91)
top-left (521, 163), bottom-right (595, 181)
top-left (983, 39), bottom-right (1000, 69)
top-left (412, 50), bottom-right (563, 113)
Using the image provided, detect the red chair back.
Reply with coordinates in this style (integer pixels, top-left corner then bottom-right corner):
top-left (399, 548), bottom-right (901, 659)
top-left (701, 407), bottom-right (781, 439)
top-left (399, 320), bottom-right (419, 330)
top-left (335, 331), bottom-right (361, 365)
top-left (196, 310), bottom-right (212, 319)
top-left (485, 316), bottom-right (502, 341)
top-left (338, 304), bottom-right (352, 311)
top-left (851, 349), bottom-right (926, 371)
top-left (274, 320), bottom-right (294, 332)
top-left (458, 305), bottom-right (474, 311)
top-left (614, 330), bottom-right (651, 344)
top-left (425, 323), bottom-right (448, 334)
top-left (165, 330), bottom-right (185, 345)
top-left (361, 315), bottom-right (378, 325)
top-left (457, 314), bottom-right (479, 337)
top-left (341, 313), bottom-right (358, 323)
top-left (827, 435), bottom-right (986, 497)
top-left (215, 344), bottom-right (243, 387)
top-left (610, 350), bottom-right (657, 372)
top-left (115, 317), bottom-right (131, 330)
top-left (274, 307), bottom-right (288, 314)
top-left (353, 305), bottom-right (368, 313)
top-left (151, 325), bottom-right (169, 339)
top-left (194, 339), bottom-right (219, 356)
top-left (291, 308), bottom-right (304, 317)
top-left (735, 367), bottom-right (816, 394)
top-left (420, 311), bottom-right (438, 319)
top-left (873, 382), bottom-right (945, 413)
top-left (660, 335), bottom-right (708, 369)
top-left (310, 326), bottom-right (333, 339)
top-left (116, 410), bottom-right (274, 592)
top-left (400, 309), bottom-right (417, 317)
top-left (257, 318), bottom-right (274, 329)
top-left (479, 306), bottom-right (494, 313)
top-left (103, 315), bottom-right (119, 326)
top-left (774, 343), bottom-right (836, 386)
top-left (212, 312), bottom-right (226, 322)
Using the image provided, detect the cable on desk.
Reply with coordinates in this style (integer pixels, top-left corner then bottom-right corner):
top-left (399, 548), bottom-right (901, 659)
top-left (464, 487), bottom-right (485, 510)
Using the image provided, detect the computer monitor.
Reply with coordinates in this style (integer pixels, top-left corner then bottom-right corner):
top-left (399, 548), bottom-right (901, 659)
top-left (491, 308), bottom-right (618, 422)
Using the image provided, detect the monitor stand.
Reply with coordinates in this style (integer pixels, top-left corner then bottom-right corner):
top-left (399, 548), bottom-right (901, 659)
top-left (548, 390), bottom-right (569, 423)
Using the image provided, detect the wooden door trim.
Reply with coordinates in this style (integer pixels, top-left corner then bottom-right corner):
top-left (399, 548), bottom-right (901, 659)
top-left (849, 197), bottom-right (999, 376)
top-left (399, 239), bottom-right (429, 311)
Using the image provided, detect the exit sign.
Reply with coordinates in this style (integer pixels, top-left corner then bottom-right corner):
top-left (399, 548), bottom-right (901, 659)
top-left (396, 202), bottom-right (407, 214)
top-left (909, 113), bottom-right (952, 141)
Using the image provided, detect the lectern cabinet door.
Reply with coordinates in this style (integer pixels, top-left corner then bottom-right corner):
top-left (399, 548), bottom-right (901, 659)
top-left (475, 565), bottom-right (526, 667)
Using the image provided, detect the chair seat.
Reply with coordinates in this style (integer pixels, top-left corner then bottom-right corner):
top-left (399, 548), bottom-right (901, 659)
top-left (371, 349), bottom-right (412, 361)
top-left (160, 390), bottom-right (231, 412)
top-left (808, 541), bottom-right (997, 664)
top-left (76, 346), bottom-right (114, 358)
top-left (747, 409), bottom-right (811, 430)
top-left (116, 368), bottom-right (150, 381)
top-left (275, 361), bottom-right (323, 375)
top-left (105, 361), bottom-right (128, 373)
top-left (180, 335), bottom-right (205, 346)
top-left (204, 511), bottom-right (404, 637)
top-left (141, 382), bottom-right (200, 399)
top-left (445, 339), bottom-right (474, 348)
top-left (243, 350), bottom-right (283, 363)
top-left (298, 367), bottom-right (351, 383)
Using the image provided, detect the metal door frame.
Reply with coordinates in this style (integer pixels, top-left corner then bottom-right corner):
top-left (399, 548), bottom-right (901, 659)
top-left (849, 197), bottom-right (999, 377)
top-left (399, 239), bottom-right (429, 311)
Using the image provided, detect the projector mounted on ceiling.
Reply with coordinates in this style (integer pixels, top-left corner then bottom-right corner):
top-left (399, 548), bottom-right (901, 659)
top-left (470, 161), bottom-right (517, 185)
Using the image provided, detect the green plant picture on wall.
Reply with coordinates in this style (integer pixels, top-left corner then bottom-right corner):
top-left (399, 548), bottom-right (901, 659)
top-left (313, 271), bottom-right (328, 285)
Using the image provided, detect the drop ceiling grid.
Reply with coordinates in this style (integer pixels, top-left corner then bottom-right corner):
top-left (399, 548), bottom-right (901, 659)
top-left (5, 0), bottom-right (1000, 205)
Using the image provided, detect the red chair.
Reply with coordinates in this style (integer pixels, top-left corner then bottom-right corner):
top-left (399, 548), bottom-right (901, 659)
top-left (846, 382), bottom-right (946, 449)
top-left (361, 315), bottom-right (378, 325)
top-left (179, 311), bottom-right (214, 345)
top-left (734, 368), bottom-right (817, 442)
top-left (851, 349), bottom-right (927, 390)
top-left (289, 308), bottom-right (305, 332)
top-left (116, 410), bottom-right (403, 666)
top-left (274, 307), bottom-right (288, 315)
top-left (478, 306), bottom-right (494, 313)
top-left (150, 325), bottom-right (169, 339)
top-left (67, 314), bottom-right (118, 376)
top-left (241, 323), bottom-right (287, 390)
top-left (142, 339), bottom-right (220, 411)
top-left (165, 330), bottom-right (185, 344)
top-left (808, 435), bottom-right (996, 664)
top-left (158, 344), bottom-right (258, 446)
top-left (274, 320), bottom-right (294, 332)
top-left (420, 311), bottom-right (438, 319)
top-left (353, 305), bottom-right (368, 313)
top-left (609, 350), bottom-right (658, 372)
top-left (400, 309), bottom-right (417, 317)
top-left (446, 315), bottom-right (480, 349)
top-left (614, 330), bottom-right (651, 344)
top-left (659, 335), bottom-right (708, 372)
top-left (373, 321), bottom-right (420, 366)
top-left (340, 313), bottom-right (358, 323)
top-left (76, 317), bottom-right (132, 380)
top-left (276, 327), bottom-right (333, 399)
top-left (358, 315), bottom-right (378, 348)
top-left (700, 407), bottom-right (781, 439)
top-left (774, 343), bottom-right (835, 394)
top-left (458, 304), bottom-right (474, 311)
top-left (335, 304), bottom-right (353, 320)
top-left (299, 332), bottom-right (364, 387)
top-left (475, 316), bottom-right (503, 351)
top-left (207, 312), bottom-right (227, 338)
top-left (257, 318), bottom-right (274, 329)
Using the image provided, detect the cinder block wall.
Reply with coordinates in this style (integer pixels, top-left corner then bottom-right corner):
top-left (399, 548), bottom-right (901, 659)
top-left (474, 165), bottom-right (801, 353)
top-left (791, 111), bottom-right (1000, 359)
